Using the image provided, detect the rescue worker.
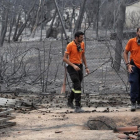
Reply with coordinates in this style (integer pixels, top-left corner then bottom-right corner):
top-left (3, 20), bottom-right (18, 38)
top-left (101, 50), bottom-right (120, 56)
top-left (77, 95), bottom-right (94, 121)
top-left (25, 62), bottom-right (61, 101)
top-left (123, 27), bottom-right (140, 111)
top-left (63, 31), bottom-right (90, 113)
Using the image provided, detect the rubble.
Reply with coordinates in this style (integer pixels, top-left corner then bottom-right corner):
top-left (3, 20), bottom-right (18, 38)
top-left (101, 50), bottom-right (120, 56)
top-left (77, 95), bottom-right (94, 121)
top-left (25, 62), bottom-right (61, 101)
top-left (114, 125), bottom-right (140, 139)
top-left (0, 108), bottom-right (16, 129)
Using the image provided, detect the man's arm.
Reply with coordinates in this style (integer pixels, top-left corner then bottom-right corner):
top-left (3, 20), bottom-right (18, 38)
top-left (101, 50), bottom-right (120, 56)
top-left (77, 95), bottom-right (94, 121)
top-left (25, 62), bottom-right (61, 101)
top-left (82, 52), bottom-right (90, 74)
top-left (123, 49), bottom-right (129, 64)
top-left (123, 49), bottom-right (133, 73)
top-left (63, 53), bottom-right (80, 71)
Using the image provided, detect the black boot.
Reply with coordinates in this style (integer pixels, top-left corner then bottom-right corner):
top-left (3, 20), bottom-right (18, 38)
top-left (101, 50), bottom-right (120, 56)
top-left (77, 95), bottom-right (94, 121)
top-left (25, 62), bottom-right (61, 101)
top-left (74, 93), bottom-right (84, 113)
top-left (67, 101), bottom-right (74, 109)
top-left (74, 106), bottom-right (84, 113)
top-left (131, 102), bottom-right (136, 111)
top-left (67, 91), bottom-right (75, 109)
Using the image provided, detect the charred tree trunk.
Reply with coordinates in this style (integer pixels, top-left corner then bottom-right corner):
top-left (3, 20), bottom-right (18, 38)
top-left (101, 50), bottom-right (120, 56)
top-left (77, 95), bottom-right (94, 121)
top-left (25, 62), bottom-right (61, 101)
top-left (46, 10), bottom-right (57, 38)
top-left (8, 17), bottom-right (15, 43)
top-left (69, 6), bottom-right (75, 32)
top-left (73, 0), bottom-right (87, 33)
top-left (13, 1), bottom-right (36, 41)
top-left (96, 0), bottom-right (99, 40)
top-left (114, 1), bottom-right (126, 71)
top-left (53, 0), bottom-right (68, 41)
top-left (40, 0), bottom-right (44, 41)
top-left (8, 0), bottom-right (17, 43)
top-left (12, 12), bottom-right (21, 41)
top-left (32, 0), bottom-right (42, 37)
top-left (0, 8), bottom-right (8, 47)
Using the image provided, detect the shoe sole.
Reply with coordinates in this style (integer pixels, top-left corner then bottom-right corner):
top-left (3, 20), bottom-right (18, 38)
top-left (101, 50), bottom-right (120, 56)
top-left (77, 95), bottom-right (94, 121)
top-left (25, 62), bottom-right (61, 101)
top-left (131, 109), bottom-right (136, 112)
top-left (74, 110), bottom-right (85, 113)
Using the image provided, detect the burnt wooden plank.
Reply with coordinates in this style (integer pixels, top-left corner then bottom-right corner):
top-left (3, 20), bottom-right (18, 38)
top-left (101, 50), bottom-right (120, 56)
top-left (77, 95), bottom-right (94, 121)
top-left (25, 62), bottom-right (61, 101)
top-left (0, 116), bottom-right (16, 123)
top-left (0, 97), bottom-right (18, 107)
top-left (0, 122), bottom-right (16, 129)
top-left (0, 109), bottom-right (14, 116)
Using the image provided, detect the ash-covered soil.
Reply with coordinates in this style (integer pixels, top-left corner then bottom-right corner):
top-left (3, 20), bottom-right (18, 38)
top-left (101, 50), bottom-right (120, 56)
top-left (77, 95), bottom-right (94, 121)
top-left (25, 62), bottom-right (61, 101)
top-left (1, 109), bottom-right (139, 140)
top-left (1, 92), bottom-right (140, 140)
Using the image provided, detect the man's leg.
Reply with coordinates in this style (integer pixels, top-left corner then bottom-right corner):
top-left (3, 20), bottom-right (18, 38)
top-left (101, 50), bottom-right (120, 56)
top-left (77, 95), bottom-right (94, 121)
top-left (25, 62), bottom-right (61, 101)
top-left (67, 65), bottom-right (84, 112)
top-left (73, 90), bottom-right (84, 113)
top-left (72, 76), bottom-right (84, 112)
top-left (136, 68), bottom-right (140, 108)
top-left (74, 64), bottom-right (84, 113)
top-left (74, 92), bottom-right (81, 107)
top-left (67, 90), bottom-right (75, 109)
top-left (66, 65), bottom-right (75, 109)
top-left (69, 73), bottom-right (84, 112)
top-left (70, 75), bottom-right (82, 107)
top-left (129, 66), bottom-right (139, 111)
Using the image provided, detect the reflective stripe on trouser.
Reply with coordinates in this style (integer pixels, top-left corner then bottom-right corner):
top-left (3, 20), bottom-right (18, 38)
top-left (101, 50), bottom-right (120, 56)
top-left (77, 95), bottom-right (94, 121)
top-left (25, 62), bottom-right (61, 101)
top-left (72, 88), bottom-right (81, 93)
top-left (129, 65), bottom-right (140, 103)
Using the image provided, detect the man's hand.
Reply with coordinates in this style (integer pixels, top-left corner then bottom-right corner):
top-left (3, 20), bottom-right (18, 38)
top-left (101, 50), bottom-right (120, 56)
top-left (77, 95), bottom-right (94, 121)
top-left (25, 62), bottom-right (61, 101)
top-left (73, 65), bottom-right (80, 71)
top-left (86, 68), bottom-right (90, 75)
top-left (128, 64), bottom-right (134, 73)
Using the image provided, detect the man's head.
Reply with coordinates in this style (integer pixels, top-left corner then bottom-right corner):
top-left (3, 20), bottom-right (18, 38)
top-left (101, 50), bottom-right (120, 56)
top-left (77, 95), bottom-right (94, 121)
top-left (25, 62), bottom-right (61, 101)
top-left (137, 27), bottom-right (140, 38)
top-left (74, 31), bottom-right (84, 43)
top-left (136, 28), bottom-right (140, 45)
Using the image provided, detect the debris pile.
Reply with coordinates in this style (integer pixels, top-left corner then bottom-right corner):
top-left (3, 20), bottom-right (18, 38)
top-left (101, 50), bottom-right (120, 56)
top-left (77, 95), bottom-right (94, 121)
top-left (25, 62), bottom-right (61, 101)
top-left (114, 126), bottom-right (140, 140)
top-left (0, 108), bottom-right (16, 129)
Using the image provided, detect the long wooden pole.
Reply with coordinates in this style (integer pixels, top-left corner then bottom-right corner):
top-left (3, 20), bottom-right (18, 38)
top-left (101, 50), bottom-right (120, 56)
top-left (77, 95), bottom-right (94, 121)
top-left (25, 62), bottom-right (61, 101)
top-left (61, 66), bottom-right (67, 94)
top-left (53, 0), bottom-right (69, 94)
